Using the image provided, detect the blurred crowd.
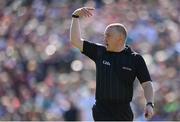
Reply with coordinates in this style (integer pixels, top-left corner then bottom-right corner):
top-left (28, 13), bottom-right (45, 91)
top-left (0, 0), bottom-right (179, 121)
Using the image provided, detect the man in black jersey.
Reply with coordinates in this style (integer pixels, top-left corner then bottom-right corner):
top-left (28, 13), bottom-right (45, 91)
top-left (70, 7), bottom-right (154, 121)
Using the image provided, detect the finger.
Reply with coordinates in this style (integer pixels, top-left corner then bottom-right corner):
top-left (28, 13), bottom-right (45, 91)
top-left (82, 8), bottom-right (92, 17)
top-left (83, 8), bottom-right (93, 16)
top-left (85, 8), bottom-right (94, 16)
top-left (145, 113), bottom-right (148, 118)
top-left (81, 9), bottom-right (89, 17)
top-left (84, 7), bottom-right (95, 11)
top-left (145, 112), bottom-right (152, 119)
top-left (145, 112), bottom-right (150, 118)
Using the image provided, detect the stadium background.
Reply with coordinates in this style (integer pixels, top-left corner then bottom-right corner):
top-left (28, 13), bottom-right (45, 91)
top-left (0, 0), bottom-right (179, 121)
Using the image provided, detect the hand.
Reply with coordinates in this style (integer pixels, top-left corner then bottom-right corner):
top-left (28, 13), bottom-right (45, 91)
top-left (72, 7), bottom-right (95, 18)
top-left (144, 105), bottom-right (154, 119)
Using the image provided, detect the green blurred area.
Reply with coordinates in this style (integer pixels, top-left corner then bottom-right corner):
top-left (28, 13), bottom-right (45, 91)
top-left (0, 0), bottom-right (179, 121)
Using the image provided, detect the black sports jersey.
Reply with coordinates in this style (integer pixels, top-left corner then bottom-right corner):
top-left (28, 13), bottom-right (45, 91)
top-left (82, 41), bottom-right (152, 104)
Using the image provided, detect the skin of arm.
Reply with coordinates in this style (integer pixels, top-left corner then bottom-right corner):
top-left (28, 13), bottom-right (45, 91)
top-left (141, 81), bottom-right (154, 103)
top-left (70, 18), bottom-right (83, 51)
top-left (70, 7), bottom-right (94, 51)
top-left (141, 81), bottom-right (154, 119)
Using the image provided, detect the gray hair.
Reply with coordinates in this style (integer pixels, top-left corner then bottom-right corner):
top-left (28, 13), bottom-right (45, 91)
top-left (106, 23), bottom-right (127, 41)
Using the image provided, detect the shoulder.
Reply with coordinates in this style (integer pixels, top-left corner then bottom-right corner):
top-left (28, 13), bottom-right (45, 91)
top-left (95, 42), bottom-right (106, 49)
top-left (131, 52), bottom-right (144, 61)
top-left (89, 41), bottom-right (106, 47)
top-left (127, 49), bottom-right (144, 62)
top-left (125, 45), bottom-right (139, 57)
top-left (131, 51), bottom-right (139, 56)
top-left (127, 47), bottom-right (140, 57)
top-left (84, 41), bottom-right (106, 49)
top-left (94, 42), bottom-right (105, 47)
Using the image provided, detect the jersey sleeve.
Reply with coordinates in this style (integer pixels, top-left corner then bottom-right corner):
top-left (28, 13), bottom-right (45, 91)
top-left (135, 55), bottom-right (152, 84)
top-left (81, 41), bottom-right (104, 62)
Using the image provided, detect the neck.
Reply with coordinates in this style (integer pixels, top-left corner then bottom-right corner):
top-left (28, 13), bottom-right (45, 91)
top-left (107, 44), bottom-right (126, 52)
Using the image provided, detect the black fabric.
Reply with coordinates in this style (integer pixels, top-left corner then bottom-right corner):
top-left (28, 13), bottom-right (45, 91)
top-left (82, 41), bottom-right (152, 120)
top-left (135, 54), bottom-right (152, 84)
top-left (92, 101), bottom-right (133, 121)
top-left (82, 41), bottom-right (152, 103)
top-left (82, 41), bottom-right (105, 62)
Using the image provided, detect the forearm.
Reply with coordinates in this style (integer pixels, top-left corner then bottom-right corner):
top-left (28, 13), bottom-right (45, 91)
top-left (141, 81), bottom-right (154, 103)
top-left (70, 18), bottom-right (81, 42)
top-left (70, 7), bottom-right (94, 50)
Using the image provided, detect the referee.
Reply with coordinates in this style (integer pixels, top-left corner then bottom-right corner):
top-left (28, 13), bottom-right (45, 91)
top-left (70, 7), bottom-right (154, 121)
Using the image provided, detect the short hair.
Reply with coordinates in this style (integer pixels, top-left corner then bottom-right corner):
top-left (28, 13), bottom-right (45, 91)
top-left (107, 23), bottom-right (127, 41)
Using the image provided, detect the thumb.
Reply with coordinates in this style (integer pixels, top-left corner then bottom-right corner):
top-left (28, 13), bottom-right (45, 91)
top-left (145, 112), bottom-right (149, 118)
top-left (144, 109), bottom-right (150, 119)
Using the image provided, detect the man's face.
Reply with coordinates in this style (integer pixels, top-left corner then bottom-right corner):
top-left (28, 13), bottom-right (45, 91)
top-left (104, 27), bottom-right (120, 47)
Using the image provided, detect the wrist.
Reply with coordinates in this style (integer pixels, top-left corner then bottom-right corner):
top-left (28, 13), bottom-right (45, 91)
top-left (72, 14), bottom-right (79, 18)
top-left (146, 102), bottom-right (154, 108)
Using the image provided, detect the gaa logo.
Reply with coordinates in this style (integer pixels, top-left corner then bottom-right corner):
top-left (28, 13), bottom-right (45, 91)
top-left (103, 60), bottom-right (111, 66)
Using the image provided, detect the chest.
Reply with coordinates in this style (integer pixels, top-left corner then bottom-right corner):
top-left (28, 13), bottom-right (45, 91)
top-left (96, 54), bottom-right (136, 80)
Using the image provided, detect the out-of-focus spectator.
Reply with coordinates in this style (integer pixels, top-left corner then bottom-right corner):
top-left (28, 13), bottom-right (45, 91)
top-left (0, 0), bottom-right (179, 121)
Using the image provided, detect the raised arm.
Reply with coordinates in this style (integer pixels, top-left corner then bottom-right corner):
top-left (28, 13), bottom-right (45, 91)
top-left (70, 7), bottom-right (94, 51)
